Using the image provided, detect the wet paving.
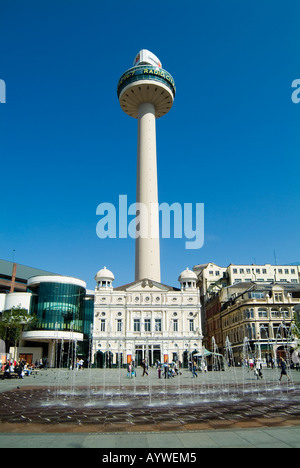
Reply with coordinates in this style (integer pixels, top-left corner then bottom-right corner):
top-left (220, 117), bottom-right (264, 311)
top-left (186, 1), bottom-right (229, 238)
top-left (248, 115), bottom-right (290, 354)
top-left (1, 376), bottom-right (300, 432)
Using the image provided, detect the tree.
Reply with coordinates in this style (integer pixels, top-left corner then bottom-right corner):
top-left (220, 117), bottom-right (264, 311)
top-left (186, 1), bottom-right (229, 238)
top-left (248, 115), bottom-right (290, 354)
top-left (0, 305), bottom-right (36, 355)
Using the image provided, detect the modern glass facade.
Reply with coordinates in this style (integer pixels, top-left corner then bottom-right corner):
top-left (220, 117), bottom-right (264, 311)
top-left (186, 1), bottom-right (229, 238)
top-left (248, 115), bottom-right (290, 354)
top-left (83, 296), bottom-right (94, 336)
top-left (28, 281), bottom-right (85, 333)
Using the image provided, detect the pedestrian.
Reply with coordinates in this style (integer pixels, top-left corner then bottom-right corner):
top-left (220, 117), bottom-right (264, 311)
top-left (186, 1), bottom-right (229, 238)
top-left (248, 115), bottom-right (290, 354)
top-left (141, 359), bottom-right (148, 376)
top-left (3, 362), bottom-right (11, 379)
top-left (255, 360), bottom-right (263, 379)
top-left (164, 362), bottom-right (169, 379)
top-left (158, 365), bottom-right (161, 379)
top-left (192, 360), bottom-right (198, 378)
top-left (15, 361), bottom-right (23, 379)
top-left (279, 357), bottom-right (290, 382)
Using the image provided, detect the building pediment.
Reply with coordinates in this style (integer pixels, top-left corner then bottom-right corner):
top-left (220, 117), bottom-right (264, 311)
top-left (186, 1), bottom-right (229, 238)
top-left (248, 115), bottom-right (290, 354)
top-left (271, 284), bottom-right (284, 291)
top-left (114, 278), bottom-right (179, 292)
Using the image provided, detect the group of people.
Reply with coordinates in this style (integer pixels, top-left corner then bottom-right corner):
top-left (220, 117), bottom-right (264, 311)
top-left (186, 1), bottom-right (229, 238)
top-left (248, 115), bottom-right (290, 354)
top-left (244, 358), bottom-right (264, 380)
top-left (244, 356), bottom-right (290, 381)
top-left (127, 359), bottom-right (183, 379)
top-left (156, 361), bottom-right (182, 379)
top-left (75, 358), bottom-right (84, 370)
top-left (1, 359), bottom-right (33, 379)
top-left (188, 359), bottom-right (208, 378)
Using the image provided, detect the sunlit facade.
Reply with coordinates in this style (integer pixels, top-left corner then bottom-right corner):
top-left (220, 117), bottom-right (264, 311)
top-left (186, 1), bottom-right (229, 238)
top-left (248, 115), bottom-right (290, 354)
top-left (92, 267), bottom-right (202, 368)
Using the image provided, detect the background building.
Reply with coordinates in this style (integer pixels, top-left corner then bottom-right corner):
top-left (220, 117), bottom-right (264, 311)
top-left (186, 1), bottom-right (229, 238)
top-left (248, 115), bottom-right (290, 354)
top-left (193, 262), bottom-right (300, 299)
top-left (205, 281), bottom-right (300, 364)
top-left (0, 258), bottom-right (57, 293)
top-left (0, 260), bottom-right (94, 366)
top-left (92, 267), bottom-right (202, 368)
top-left (194, 262), bottom-right (300, 351)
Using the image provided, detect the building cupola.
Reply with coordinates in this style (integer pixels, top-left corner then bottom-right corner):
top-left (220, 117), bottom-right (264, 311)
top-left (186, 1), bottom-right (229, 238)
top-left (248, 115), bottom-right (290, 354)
top-left (95, 266), bottom-right (115, 289)
top-left (178, 267), bottom-right (197, 290)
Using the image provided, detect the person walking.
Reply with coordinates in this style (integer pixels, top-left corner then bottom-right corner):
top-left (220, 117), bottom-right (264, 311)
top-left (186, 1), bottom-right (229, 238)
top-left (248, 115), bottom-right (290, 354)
top-left (164, 362), bottom-right (169, 379)
top-left (3, 362), bottom-right (11, 379)
top-left (279, 357), bottom-right (290, 382)
top-left (141, 359), bottom-right (148, 376)
top-left (192, 360), bottom-right (198, 378)
top-left (255, 359), bottom-right (263, 379)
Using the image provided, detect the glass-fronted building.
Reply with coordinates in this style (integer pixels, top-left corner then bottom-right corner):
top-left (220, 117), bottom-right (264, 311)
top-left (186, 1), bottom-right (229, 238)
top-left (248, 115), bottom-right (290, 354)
top-left (28, 279), bottom-right (85, 333)
top-left (20, 275), bottom-right (94, 367)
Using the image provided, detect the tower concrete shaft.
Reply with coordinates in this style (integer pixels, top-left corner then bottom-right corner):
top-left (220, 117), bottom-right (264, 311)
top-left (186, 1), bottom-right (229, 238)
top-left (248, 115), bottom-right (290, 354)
top-left (135, 102), bottom-right (160, 282)
top-left (117, 51), bottom-right (175, 283)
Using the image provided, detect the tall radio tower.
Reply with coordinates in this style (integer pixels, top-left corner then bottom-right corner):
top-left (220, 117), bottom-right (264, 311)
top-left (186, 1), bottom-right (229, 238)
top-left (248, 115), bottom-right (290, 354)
top-left (117, 50), bottom-right (176, 282)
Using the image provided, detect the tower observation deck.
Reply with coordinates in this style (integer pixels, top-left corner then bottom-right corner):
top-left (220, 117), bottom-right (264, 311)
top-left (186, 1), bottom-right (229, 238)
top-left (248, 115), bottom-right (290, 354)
top-left (117, 50), bottom-right (175, 283)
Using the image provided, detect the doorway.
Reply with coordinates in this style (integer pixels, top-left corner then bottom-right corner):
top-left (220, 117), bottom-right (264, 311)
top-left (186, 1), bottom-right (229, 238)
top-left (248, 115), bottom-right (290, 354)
top-left (19, 354), bottom-right (33, 365)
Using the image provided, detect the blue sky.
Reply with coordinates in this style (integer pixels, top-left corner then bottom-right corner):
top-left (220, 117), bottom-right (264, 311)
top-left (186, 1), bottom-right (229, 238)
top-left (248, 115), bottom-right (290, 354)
top-left (0, 0), bottom-right (299, 289)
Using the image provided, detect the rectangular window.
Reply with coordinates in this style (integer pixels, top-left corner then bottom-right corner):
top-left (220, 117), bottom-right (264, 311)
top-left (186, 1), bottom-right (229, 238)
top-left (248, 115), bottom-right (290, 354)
top-left (189, 319), bottom-right (194, 332)
top-left (100, 319), bottom-right (106, 332)
top-left (144, 318), bottom-right (151, 332)
top-left (258, 309), bottom-right (268, 318)
top-left (134, 318), bottom-right (140, 332)
top-left (117, 319), bottom-right (122, 332)
top-left (248, 292), bottom-right (264, 299)
top-left (155, 318), bottom-right (162, 332)
top-left (244, 308), bottom-right (254, 319)
top-left (173, 319), bottom-right (178, 332)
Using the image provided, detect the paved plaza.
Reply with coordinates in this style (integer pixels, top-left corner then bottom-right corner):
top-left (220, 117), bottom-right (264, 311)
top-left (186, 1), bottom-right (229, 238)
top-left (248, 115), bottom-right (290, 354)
top-left (1, 366), bottom-right (300, 447)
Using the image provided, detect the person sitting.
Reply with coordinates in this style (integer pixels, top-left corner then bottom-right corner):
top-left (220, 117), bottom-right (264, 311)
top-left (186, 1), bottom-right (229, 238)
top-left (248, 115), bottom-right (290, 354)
top-left (14, 361), bottom-right (24, 379)
top-left (23, 363), bottom-right (32, 376)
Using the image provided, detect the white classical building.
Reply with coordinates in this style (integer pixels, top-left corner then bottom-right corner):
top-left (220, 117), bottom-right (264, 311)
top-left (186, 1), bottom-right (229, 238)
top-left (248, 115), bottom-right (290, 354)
top-left (92, 267), bottom-right (202, 368)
